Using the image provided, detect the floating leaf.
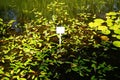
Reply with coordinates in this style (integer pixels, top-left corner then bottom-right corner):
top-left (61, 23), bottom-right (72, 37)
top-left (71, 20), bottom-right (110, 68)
top-left (89, 19), bottom-right (104, 29)
top-left (112, 34), bottom-right (117, 37)
top-left (106, 12), bottom-right (117, 16)
top-left (114, 29), bottom-right (120, 34)
top-left (101, 30), bottom-right (111, 35)
top-left (116, 35), bottom-right (120, 39)
top-left (88, 22), bottom-right (96, 28)
top-left (94, 19), bottom-right (104, 24)
top-left (109, 24), bottom-right (119, 30)
top-left (97, 26), bottom-right (108, 30)
top-left (113, 41), bottom-right (120, 47)
top-left (106, 19), bottom-right (113, 27)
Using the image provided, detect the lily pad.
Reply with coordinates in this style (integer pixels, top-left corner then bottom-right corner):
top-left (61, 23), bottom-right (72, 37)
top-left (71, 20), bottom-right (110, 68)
top-left (98, 26), bottom-right (108, 30)
top-left (116, 35), bottom-right (120, 39)
top-left (109, 24), bottom-right (119, 30)
top-left (88, 22), bottom-right (96, 28)
top-left (113, 41), bottom-right (120, 47)
top-left (102, 30), bottom-right (111, 35)
top-left (106, 12), bottom-right (117, 16)
top-left (94, 19), bottom-right (105, 24)
top-left (114, 29), bottom-right (120, 34)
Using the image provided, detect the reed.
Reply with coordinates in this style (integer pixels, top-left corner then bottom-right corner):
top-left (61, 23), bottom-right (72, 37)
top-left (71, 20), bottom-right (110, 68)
top-left (0, 0), bottom-right (119, 19)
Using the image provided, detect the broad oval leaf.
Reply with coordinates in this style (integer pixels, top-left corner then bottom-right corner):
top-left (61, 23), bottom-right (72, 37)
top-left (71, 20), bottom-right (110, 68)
top-left (102, 30), bottom-right (111, 35)
top-left (106, 12), bottom-right (117, 16)
top-left (109, 24), bottom-right (119, 30)
top-left (97, 26), bottom-right (108, 30)
top-left (116, 35), bottom-right (120, 39)
top-left (94, 19), bottom-right (104, 24)
top-left (88, 22), bottom-right (96, 28)
top-left (114, 29), bottom-right (120, 34)
top-left (113, 41), bottom-right (120, 47)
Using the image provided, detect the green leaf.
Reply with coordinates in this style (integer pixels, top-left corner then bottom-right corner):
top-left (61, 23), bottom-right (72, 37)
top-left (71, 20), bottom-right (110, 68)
top-left (0, 18), bottom-right (3, 21)
top-left (97, 26), bottom-right (108, 30)
top-left (106, 19), bottom-right (113, 26)
top-left (91, 64), bottom-right (96, 69)
top-left (109, 24), bottom-right (119, 30)
top-left (2, 77), bottom-right (9, 80)
top-left (114, 29), bottom-right (120, 34)
top-left (91, 75), bottom-right (97, 80)
top-left (106, 12), bottom-right (117, 16)
top-left (72, 67), bottom-right (79, 72)
top-left (102, 30), bottom-right (111, 35)
top-left (24, 48), bottom-right (30, 52)
top-left (88, 22), bottom-right (96, 28)
top-left (116, 35), bottom-right (120, 39)
top-left (94, 19), bottom-right (104, 24)
top-left (0, 69), bottom-right (4, 74)
top-left (19, 78), bottom-right (27, 80)
top-left (113, 41), bottom-right (120, 47)
top-left (7, 20), bottom-right (16, 26)
top-left (71, 63), bottom-right (77, 67)
top-left (89, 19), bottom-right (105, 29)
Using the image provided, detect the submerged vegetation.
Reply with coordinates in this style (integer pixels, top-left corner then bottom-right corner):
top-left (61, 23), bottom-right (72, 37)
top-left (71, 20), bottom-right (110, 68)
top-left (0, 0), bottom-right (120, 80)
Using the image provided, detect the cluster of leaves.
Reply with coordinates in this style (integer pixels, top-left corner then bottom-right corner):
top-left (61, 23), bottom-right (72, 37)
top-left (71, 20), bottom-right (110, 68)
top-left (0, 1), bottom-right (119, 80)
top-left (89, 11), bottom-right (120, 47)
top-left (0, 18), bottom-right (16, 37)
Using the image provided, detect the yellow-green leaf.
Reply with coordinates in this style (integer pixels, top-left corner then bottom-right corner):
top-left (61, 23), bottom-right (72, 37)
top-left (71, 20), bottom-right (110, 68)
top-left (109, 24), bottom-right (119, 30)
top-left (102, 30), bottom-right (111, 35)
top-left (88, 22), bottom-right (96, 28)
top-left (114, 29), bottom-right (120, 34)
top-left (106, 12), bottom-right (117, 16)
top-left (97, 26), bottom-right (108, 30)
top-left (20, 78), bottom-right (27, 80)
top-left (94, 19), bottom-right (104, 24)
top-left (113, 41), bottom-right (120, 47)
top-left (116, 35), bottom-right (120, 39)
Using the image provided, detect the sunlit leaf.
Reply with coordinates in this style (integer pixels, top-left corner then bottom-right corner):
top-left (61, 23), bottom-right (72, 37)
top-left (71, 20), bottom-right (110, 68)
top-left (97, 26), bottom-right (108, 30)
top-left (114, 29), bottom-right (120, 34)
top-left (101, 30), bottom-right (111, 35)
top-left (19, 78), bottom-right (27, 80)
top-left (0, 18), bottom-right (3, 21)
top-left (116, 35), bottom-right (120, 39)
top-left (94, 19), bottom-right (104, 24)
top-left (113, 41), bottom-right (120, 47)
top-left (106, 12), bottom-right (117, 16)
top-left (24, 48), bottom-right (30, 52)
top-left (2, 77), bottom-right (9, 80)
top-left (106, 19), bottom-right (113, 26)
top-left (109, 24), bottom-right (119, 30)
top-left (40, 71), bottom-right (46, 75)
top-left (88, 22), bottom-right (96, 28)
top-left (0, 69), bottom-right (4, 74)
top-left (8, 20), bottom-right (16, 25)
